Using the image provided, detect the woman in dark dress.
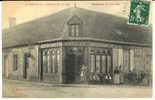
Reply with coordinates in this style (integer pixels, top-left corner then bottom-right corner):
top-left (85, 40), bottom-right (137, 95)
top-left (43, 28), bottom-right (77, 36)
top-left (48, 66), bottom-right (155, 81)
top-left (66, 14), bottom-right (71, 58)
top-left (114, 66), bottom-right (120, 84)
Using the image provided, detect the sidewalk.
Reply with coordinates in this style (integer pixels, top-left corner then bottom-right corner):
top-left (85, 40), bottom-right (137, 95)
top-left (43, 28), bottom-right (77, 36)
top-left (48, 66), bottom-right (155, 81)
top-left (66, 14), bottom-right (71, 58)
top-left (3, 79), bottom-right (152, 98)
top-left (3, 79), bottom-right (151, 88)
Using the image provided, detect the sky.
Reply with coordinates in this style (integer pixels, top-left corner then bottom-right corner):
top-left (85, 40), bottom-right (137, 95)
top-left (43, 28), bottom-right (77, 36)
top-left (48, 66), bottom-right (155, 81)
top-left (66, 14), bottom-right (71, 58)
top-left (2, 1), bottom-right (152, 29)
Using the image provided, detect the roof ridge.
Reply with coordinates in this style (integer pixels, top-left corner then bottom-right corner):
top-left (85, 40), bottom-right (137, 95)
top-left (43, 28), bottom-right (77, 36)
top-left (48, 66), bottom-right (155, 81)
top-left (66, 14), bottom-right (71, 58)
top-left (3, 7), bottom-right (128, 32)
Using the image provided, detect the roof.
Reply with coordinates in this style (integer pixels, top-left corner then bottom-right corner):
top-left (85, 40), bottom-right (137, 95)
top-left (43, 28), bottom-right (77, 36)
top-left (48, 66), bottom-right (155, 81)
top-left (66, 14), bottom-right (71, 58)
top-left (3, 7), bottom-right (152, 48)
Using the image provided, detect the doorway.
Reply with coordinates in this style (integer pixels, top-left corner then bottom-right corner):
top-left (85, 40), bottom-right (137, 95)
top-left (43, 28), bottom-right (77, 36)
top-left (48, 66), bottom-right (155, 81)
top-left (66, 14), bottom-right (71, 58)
top-left (23, 54), bottom-right (30, 79)
top-left (65, 54), bottom-right (83, 83)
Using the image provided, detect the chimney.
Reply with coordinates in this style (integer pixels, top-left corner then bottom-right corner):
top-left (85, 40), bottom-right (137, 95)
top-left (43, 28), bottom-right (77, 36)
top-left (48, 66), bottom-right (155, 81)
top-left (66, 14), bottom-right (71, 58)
top-left (9, 17), bottom-right (16, 28)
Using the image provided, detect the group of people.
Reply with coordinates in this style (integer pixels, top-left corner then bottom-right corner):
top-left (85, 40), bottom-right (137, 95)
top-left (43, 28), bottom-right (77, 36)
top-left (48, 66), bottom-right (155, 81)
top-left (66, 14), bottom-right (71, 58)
top-left (79, 64), bottom-right (124, 84)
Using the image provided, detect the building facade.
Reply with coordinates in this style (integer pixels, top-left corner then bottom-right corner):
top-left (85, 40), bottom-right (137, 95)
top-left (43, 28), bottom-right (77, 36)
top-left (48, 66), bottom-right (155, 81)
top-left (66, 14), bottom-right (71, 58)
top-left (2, 7), bottom-right (152, 84)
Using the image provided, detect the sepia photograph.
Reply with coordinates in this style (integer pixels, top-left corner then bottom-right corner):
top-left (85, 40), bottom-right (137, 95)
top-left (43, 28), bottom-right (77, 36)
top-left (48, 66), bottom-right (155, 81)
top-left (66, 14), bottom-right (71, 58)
top-left (2, 0), bottom-right (152, 98)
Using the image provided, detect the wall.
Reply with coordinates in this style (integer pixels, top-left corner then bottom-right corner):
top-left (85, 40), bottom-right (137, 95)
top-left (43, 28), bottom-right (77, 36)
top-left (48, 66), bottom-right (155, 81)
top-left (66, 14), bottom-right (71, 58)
top-left (3, 45), bottom-right (39, 81)
top-left (62, 41), bottom-right (152, 83)
top-left (2, 40), bottom-right (152, 84)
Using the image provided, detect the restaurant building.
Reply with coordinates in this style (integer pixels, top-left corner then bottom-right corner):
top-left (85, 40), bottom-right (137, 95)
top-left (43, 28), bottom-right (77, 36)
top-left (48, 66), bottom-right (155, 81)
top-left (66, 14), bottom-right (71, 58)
top-left (2, 7), bottom-right (152, 84)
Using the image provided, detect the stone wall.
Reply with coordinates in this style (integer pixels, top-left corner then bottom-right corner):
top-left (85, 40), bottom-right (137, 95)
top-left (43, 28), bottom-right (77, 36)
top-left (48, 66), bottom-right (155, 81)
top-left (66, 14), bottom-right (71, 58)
top-left (3, 45), bottom-right (39, 81)
top-left (2, 40), bottom-right (152, 84)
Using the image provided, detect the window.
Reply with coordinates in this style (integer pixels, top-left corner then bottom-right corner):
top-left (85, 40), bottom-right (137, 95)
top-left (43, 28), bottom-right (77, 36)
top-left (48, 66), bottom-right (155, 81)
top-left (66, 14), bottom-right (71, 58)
top-left (101, 55), bottom-right (106, 73)
top-left (71, 24), bottom-right (80, 37)
top-left (54, 54), bottom-right (58, 73)
top-left (52, 50), bottom-right (57, 73)
top-left (56, 51), bottom-right (60, 72)
top-left (13, 54), bottom-right (18, 71)
top-left (96, 55), bottom-right (100, 73)
top-left (42, 49), bottom-right (60, 73)
top-left (90, 55), bottom-right (95, 73)
top-left (123, 49), bottom-right (130, 72)
top-left (47, 51), bottom-right (51, 73)
top-left (118, 48), bottom-right (123, 66)
top-left (52, 53), bottom-right (55, 72)
top-left (90, 49), bottom-right (112, 73)
top-left (43, 51), bottom-right (48, 73)
top-left (130, 49), bottom-right (134, 71)
top-left (49, 51), bottom-right (53, 73)
top-left (107, 56), bottom-right (111, 73)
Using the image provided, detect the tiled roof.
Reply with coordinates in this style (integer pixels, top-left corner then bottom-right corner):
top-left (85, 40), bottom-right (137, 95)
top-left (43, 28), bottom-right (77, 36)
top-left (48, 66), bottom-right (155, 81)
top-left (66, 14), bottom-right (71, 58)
top-left (3, 7), bottom-right (152, 48)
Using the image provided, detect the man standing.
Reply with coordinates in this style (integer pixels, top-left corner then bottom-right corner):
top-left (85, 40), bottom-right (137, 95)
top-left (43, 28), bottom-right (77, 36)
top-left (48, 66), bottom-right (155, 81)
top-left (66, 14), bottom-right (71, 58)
top-left (80, 64), bottom-right (88, 81)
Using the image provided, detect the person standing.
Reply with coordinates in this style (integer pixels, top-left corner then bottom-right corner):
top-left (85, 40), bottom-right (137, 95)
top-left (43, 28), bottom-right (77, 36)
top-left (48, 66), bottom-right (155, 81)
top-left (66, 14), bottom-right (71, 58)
top-left (114, 66), bottom-right (120, 84)
top-left (119, 65), bottom-right (124, 84)
top-left (80, 64), bottom-right (88, 81)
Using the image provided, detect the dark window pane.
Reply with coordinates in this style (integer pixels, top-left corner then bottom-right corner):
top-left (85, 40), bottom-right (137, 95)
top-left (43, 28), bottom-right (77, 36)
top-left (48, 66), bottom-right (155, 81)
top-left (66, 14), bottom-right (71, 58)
top-left (52, 54), bottom-right (55, 72)
top-left (13, 54), bottom-right (18, 71)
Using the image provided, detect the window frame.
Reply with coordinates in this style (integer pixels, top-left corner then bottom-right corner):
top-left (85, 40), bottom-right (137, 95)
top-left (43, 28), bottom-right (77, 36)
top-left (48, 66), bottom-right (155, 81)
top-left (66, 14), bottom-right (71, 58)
top-left (70, 24), bottom-right (80, 37)
top-left (90, 49), bottom-right (112, 74)
top-left (13, 54), bottom-right (18, 71)
top-left (42, 48), bottom-right (60, 73)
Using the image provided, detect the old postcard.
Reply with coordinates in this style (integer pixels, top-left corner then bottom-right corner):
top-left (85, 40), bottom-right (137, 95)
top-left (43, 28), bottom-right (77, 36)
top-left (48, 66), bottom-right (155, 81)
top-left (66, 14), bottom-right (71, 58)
top-left (2, 0), bottom-right (152, 98)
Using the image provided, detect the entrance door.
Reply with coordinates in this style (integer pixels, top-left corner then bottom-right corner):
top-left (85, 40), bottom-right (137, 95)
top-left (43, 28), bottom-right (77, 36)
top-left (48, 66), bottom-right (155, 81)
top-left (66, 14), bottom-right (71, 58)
top-left (65, 54), bottom-right (83, 83)
top-left (66, 54), bottom-right (76, 83)
top-left (23, 55), bottom-right (29, 79)
top-left (74, 55), bottom-right (83, 83)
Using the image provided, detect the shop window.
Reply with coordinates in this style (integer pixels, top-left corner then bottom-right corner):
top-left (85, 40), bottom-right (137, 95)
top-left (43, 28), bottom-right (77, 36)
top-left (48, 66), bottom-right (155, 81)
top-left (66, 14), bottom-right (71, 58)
top-left (96, 55), bottom-right (100, 73)
top-left (90, 48), bottom-right (112, 74)
top-left (54, 54), bottom-right (58, 73)
top-left (47, 51), bottom-right (52, 73)
top-left (42, 49), bottom-right (60, 73)
top-left (123, 49), bottom-right (130, 72)
top-left (52, 50), bottom-right (57, 73)
top-left (118, 48), bottom-right (123, 66)
top-left (90, 55), bottom-right (95, 73)
top-left (101, 55), bottom-right (106, 73)
top-left (52, 54), bottom-right (55, 72)
top-left (56, 50), bottom-right (60, 72)
top-left (13, 54), bottom-right (18, 71)
top-left (107, 56), bottom-right (111, 73)
top-left (43, 51), bottom-right (48, 73)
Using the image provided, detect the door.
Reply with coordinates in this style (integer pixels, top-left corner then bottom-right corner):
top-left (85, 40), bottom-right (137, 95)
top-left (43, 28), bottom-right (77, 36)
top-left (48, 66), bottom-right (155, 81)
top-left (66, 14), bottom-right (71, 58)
top-left (65, 53), bottom-right (83, 83)
top-left (74, 55), bottom-right (83, 82)
top-left (65, 54), bottom-right (76, 83)
top-left (23, 55), bottom-right (29, 79)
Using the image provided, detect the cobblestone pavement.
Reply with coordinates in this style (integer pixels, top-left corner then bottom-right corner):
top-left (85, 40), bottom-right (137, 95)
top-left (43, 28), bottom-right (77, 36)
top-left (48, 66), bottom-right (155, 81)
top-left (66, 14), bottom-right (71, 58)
top-left (2, 79), bottom-right (152, 98)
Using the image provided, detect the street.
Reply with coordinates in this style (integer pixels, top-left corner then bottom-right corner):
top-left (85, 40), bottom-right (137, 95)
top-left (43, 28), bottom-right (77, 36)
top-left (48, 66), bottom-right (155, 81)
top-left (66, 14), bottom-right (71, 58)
top-left (2, 79), bottom-right (152, 98)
